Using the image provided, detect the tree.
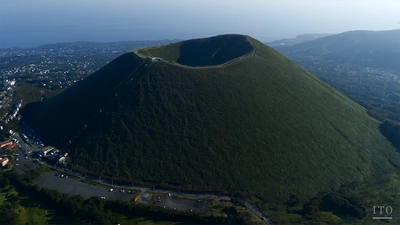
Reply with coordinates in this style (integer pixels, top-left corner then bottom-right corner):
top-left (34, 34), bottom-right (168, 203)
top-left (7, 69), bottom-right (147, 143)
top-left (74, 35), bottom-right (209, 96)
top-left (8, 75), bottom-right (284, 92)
top-left (0, 177), bottom-right (10, 188)
top-left (0, 205), bottom-right (20, 225)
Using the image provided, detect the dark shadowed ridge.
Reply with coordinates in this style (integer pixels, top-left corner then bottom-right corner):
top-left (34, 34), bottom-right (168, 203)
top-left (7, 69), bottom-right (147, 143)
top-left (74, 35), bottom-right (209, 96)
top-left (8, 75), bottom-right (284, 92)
top-left (136, 34), bottom-right (254, 67)
top-left (176, 35), bottom-right (253, 66)
top-left (28, 34), bottom-right (400, 202)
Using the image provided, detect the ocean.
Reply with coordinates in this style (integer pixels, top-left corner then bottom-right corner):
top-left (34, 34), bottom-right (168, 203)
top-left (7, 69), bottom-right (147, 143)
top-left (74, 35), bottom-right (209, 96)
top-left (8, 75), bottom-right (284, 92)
top-left (0, 1), bottom-right (279, 49)
top-left (0, 26), bottom-right (203, 49)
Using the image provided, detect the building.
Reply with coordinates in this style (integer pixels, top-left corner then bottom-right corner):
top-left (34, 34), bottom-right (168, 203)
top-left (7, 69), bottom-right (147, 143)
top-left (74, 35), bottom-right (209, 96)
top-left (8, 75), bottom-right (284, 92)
top-left (3, 79), bottom-right (16, 87)
top-left (150, 57), bottom-right (162, 62)
top-left (0, 157), bottom-right (9, 167)
top-left (0, 140), bottom-right (13, 148)
top-left (48, 155), bottom-right (66, 164)
top-left (39, 146), bottom-right (56, 156)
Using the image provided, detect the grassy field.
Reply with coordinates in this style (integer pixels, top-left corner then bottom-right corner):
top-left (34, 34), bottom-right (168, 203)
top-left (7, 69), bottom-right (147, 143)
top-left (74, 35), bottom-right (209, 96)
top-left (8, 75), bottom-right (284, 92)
top-left (0, 188), bottom-right (18, 205)
top-left (1, 187), bottom-right (49, 225)
top-left (17, 205), bottom-right (47, 225)
top-left (29, 34), bottom-right (400, 203)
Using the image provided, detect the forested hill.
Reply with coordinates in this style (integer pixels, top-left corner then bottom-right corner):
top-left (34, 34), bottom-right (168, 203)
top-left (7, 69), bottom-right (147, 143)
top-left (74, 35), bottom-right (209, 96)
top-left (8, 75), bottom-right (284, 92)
top-left (28, 34), bottom-right (400, 202)
top-left (274, 29), bottom-right (400, 72)
top-left (265, 33), bottom-right (332, 47)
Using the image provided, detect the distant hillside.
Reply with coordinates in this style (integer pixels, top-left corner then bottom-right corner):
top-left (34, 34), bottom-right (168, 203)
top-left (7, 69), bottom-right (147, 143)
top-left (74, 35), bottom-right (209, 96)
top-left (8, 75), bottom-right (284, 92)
top-left (274, 29), bottom-right (400, 72)
top-left (272, 29), bottom-right (400, 122)
top-left (28, 34), bottom-right (400, 202)
top-left (265, 33), bottom-right (333, 47)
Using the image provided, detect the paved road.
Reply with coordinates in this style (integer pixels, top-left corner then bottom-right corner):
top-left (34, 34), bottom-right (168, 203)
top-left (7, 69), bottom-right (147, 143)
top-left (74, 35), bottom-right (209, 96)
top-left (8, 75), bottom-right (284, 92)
top-left (12, 132), bottom-right (40, 173)
top-left (244, 201), bottom-right (275, 225)
top-left (55, 168), bottom-right (230, 202)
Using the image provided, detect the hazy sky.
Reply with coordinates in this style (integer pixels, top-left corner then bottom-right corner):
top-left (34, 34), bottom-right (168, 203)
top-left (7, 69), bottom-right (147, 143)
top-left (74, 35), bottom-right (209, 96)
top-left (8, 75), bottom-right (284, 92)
top-left (0, 0), bottom-right (399, 47)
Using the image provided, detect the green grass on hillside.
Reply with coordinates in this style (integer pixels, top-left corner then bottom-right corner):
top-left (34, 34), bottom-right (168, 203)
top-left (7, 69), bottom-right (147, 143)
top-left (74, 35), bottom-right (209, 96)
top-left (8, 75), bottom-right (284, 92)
top-left (0, 187), bottom-right (48, 225)
top-left (17, 206), bottom-right (47, 225)
top-left (29, 35), bottom-right (400, 203)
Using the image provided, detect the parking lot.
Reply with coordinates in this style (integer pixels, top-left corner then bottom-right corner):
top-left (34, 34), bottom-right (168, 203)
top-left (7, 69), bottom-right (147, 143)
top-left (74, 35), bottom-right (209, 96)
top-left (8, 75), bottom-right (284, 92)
top-left (156, 195), bottom-right (205, 213)
top-left (138, 192), bottom-right (152, 203)
top-left (34, 172), bottom-right (205, 213)
top-left (14, 147), bottom-right (40, 173)
top-left (34, 172), bottom-right (139, 201)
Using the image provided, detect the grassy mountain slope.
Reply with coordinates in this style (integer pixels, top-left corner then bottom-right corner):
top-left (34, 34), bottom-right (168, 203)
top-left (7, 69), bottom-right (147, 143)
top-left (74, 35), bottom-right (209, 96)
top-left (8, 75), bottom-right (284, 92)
top-left (274, 29), bottom-right (400, 71)
top-left (29, 35), bottom-right (400, 202)
top-left (32, 53), bottom-right (147, 142)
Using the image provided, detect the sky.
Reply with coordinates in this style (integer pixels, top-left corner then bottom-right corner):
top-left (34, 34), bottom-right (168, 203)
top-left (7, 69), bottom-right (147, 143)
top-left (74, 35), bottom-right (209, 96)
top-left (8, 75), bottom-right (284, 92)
top-left (0, 0), bottom-right (399, 48)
